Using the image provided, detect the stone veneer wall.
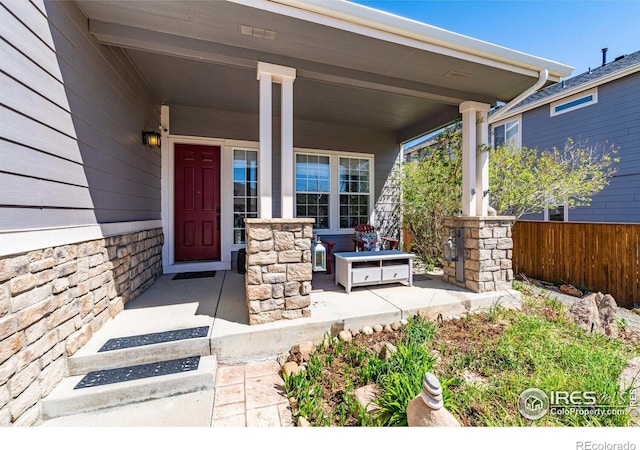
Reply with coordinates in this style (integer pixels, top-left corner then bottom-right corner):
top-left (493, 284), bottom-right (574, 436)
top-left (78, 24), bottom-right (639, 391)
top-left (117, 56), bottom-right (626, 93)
top-left (442, 217), bottom-right (515, 293)
top-left (0, 228), bottom-right (163, 426)
top-left (245, 219), bottom-right (315, 325)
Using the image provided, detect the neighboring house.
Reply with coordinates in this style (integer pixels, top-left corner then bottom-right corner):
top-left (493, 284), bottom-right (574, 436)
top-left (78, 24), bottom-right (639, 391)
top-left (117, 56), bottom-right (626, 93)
top-left (489, 50), bottom-right (640, 222)
top-left (0, 0), bottom-right (571, 425)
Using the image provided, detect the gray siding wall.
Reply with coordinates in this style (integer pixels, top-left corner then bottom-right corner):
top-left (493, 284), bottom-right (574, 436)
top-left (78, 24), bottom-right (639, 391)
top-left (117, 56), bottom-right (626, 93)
top-left (171, 103), bottom-right (400, 250)
top-left (521, 72), bottom-right (640, 223)
top-left (0, 1), bottom-right (160, 231)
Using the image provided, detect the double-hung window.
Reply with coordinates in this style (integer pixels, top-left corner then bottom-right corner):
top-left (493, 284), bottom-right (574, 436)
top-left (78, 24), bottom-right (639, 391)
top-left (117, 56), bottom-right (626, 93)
top-left (233, 149), bottom-right (258, 244)
top-left (295, 154), bottom-right (330, 229)
top-left (339, 157), bottom-right (370, 228)
top-left (492, 118), bottom-right (520, 148)
top-left (294, 151), bottom-right (373, 231)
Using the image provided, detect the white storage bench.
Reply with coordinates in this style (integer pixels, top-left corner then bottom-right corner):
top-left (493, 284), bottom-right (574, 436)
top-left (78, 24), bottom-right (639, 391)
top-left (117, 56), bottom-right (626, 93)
top-left (334, 250), bottom-right (414, 293)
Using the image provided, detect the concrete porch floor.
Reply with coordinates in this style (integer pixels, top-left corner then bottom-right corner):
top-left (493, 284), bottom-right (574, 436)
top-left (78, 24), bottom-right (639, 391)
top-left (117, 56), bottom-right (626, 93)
top-left (116, 269), bottom-right (521, 363)
top-left (41, 269), bottom-right (521, 427)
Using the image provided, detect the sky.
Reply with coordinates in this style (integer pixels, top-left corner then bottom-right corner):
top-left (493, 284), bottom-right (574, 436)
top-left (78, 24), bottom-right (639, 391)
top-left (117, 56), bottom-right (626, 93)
top-left (350, 0), bottom-right (640, 78)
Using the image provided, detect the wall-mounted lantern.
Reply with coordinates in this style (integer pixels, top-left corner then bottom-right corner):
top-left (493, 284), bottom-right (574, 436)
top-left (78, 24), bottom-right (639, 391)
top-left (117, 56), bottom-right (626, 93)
top-left (312, 237), bottom-right (327, 271)
top-left (442, 234), bottom-right (458, 262)
top-left (142, 131), bottom-right (161, 149)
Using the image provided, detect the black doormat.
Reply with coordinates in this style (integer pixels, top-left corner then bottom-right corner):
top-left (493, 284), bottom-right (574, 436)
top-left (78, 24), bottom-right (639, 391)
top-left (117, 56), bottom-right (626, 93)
top-left (172, 271), bottom-right (216, 280)
top-left (98, 326), bottom-right (210, 353)
top-left (74, 356), bottom-right (201, 389)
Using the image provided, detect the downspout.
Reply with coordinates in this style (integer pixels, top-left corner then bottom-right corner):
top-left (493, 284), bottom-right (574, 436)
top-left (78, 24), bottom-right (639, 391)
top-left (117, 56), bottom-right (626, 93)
top-left (488, 69), bottom-right (548, 124)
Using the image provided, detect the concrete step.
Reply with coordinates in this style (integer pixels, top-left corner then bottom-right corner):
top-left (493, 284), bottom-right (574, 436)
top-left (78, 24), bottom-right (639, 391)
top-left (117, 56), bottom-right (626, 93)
top-left (67, 326), bottom-right (212, 375)
top-left (42, 355), bottom-right (217, 419)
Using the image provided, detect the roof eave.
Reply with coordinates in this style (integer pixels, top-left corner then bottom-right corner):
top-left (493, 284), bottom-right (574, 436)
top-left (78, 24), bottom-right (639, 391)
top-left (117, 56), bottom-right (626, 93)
top-left (493, 62), bottom-right (640, 120)
top-left (249, 0), bottom-right (574, 79)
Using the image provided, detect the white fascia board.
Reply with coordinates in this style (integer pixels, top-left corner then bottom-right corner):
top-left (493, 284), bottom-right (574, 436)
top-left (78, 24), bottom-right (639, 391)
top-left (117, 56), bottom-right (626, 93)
top-left (494, 63), bottom-right (640, 120)
top-left (231, 0), bottom-right (573, 79)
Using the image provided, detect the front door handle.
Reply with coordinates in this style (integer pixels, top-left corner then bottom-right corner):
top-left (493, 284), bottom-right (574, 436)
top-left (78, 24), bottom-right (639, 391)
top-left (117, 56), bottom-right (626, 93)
top-left (217, 215), bottom-right (220, 230)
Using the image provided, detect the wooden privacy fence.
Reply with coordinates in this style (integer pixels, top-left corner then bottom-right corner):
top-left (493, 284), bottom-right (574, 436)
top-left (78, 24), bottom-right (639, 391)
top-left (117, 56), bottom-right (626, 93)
top-left (512, 221), bottom-right (640, 308)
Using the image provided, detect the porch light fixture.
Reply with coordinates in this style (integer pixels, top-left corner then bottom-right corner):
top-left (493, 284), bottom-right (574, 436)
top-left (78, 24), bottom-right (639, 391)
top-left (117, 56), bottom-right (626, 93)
top-left (142, 131), bottom-right (161, 149)
top-left (442, 234), bottom-right (458, 262)
top-left (312, 237), bottom-right (327, 272)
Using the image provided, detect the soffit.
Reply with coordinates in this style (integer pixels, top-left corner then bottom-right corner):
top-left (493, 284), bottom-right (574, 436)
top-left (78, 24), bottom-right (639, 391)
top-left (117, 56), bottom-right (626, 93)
top-left (77, 0), bottom-right (559, 138)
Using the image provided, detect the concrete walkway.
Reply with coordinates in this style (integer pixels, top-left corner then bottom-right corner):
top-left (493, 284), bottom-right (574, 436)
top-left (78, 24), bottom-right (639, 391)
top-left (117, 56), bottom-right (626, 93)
top-left (40, 269), bottom-right (521, 427)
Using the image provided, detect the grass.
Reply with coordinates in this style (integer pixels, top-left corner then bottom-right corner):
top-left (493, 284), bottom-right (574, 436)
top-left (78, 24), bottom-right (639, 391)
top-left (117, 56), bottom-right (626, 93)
top-left (283, 283), bottom-right (640, 426)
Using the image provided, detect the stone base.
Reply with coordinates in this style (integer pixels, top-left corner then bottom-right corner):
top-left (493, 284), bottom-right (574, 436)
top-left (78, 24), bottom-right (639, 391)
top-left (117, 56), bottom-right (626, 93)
top-left (245, 219), bottom-right (314, 325)
top-left (0, 228), bottom-right (163, 426)
top-left (442, 216), bottom-right (515, 293)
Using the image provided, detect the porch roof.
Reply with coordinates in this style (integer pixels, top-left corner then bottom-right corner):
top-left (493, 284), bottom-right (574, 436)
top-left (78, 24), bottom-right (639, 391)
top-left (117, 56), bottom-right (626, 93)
top-left (77, 0), bottom-right (573, 142)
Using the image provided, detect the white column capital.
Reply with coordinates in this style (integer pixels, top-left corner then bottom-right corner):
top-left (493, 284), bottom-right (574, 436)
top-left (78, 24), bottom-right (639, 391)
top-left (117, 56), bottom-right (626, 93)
top-left (459, 101), bottom-right (491, 114)
top-left (257, 62), bottom-right (296, 84)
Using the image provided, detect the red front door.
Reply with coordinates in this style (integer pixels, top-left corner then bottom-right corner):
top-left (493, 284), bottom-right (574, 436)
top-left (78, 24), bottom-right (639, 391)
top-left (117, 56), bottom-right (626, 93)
top-left (174, 144), bottom-right (221, 261)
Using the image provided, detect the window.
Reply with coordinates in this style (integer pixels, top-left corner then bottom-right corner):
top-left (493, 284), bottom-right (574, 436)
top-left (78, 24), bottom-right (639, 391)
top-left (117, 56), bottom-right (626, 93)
top-left (545, 203), bottom-right (568, 222)
top-left (339, 157), bottom-right (370, 228)
top-left (295, 154), bottom-right (330, 229)
top-left (233, 149), bottom-right (258, 244)
top-left (294, 151), bottom-right (373, 231)
top-left (492, 118), bottom-right (520, 148)
top-left (550, 88), bottom-right (598, 117)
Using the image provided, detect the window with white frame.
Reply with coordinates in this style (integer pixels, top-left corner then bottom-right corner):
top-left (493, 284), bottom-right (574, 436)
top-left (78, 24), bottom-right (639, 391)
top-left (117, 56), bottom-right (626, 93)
top-left (339, 157), bottom-right (370, 228)
top-left (550, 88), bottom-right (598, 117)
top-left (492, 118), bottom-right (520, 148)
top-left (295, 154), bottom-right (330, 229)
top-left (294, 151), bottom-right (373, 231)
top-left (545, 202), bottom-right (568, 222)
top-left (233, 149), bottom-right (258, 244)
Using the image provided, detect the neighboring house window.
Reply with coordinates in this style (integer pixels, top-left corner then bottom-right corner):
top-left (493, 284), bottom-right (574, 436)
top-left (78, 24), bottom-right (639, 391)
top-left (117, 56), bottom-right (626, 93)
top-left (339, 157), bottom-right (370, 228)
top-left (550, 88), bottom-right (598, 117)
top-left (233, 149), bottom-right (258, 244)
top-left (295, 154), bottom-right (330, 229)
top-left (544, 202), bottom-right (568, 222)
top-left (492, 118), bottom-right (520, 148)
top-left (294, 151), bottom-right (374, 231)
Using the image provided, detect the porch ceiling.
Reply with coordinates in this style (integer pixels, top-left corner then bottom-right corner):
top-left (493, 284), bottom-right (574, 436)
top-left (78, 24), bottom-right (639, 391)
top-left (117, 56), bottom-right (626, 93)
top-left (77, 0), bottom-right (571, 142)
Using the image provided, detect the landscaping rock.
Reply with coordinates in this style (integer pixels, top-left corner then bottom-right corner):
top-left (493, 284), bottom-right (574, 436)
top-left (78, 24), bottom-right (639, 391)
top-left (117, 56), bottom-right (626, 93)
top-left (419, 307), bottom-right (444, 324)
top-left (406, 397), bottom-right (461, 427)
top-left (290, 340), bottom-right (315, 362)
top-left (277, 352), bottom-right (289, 367)
top-left (373, 324), bottom-right (383, 332)
top-left (400, 319), bottom-right (408, 326)
top-left (362, 326), bottom-right (374, 335)
top-left (289, 397), bottom-right (298, 409)
top-left (383, 324), bottom-right (393, 333)
top-left (282, 361), bottom-right (301, 377)
top-left (370, 341), bottom-right (397, 360)
top-left (297, 416), bottom-right (311, 427)
top-left (560, 284), bottom-right (583, 297)
top-left (354, 384), bottom-right (380, 414)
top-left (568, 292), bottom-right (618, 337)
top-left (338, 330), bottom-right (352, 342)
top-left (407, 373), bottom-right (460, 427)
top-left (619, 357), bottom-right (640, 425)
top-left (597, 293), bottom-right (618, 337)
top-left (391, 321), bottom-right (402, 331)
top-left (349, 328), bottom-right (360, 337)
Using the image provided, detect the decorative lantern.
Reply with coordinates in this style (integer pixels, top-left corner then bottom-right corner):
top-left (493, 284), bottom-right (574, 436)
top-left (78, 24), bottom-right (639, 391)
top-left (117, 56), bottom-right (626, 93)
top-left (442, 235), bottom-right (458, 262)
top-left (312, 238), bottom-right (327, 271)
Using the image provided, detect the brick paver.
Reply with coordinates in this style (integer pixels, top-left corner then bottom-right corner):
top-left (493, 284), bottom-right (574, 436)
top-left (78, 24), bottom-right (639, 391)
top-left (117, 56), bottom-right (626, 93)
top-left (212, 361), bottom-right (293, 427)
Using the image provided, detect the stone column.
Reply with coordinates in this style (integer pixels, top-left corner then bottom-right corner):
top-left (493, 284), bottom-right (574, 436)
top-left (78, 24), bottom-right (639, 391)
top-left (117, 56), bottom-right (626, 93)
top-left (245, 218), bottom-right (314, 325)
top-left (442, 216), bottom-right (515, 293)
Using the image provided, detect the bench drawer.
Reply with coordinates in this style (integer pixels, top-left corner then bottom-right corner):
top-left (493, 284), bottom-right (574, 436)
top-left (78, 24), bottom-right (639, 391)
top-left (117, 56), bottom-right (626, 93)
top-left (382, 265), bottom-right (409, 282)
top-left (352, 268), bottom-right (381, 284)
